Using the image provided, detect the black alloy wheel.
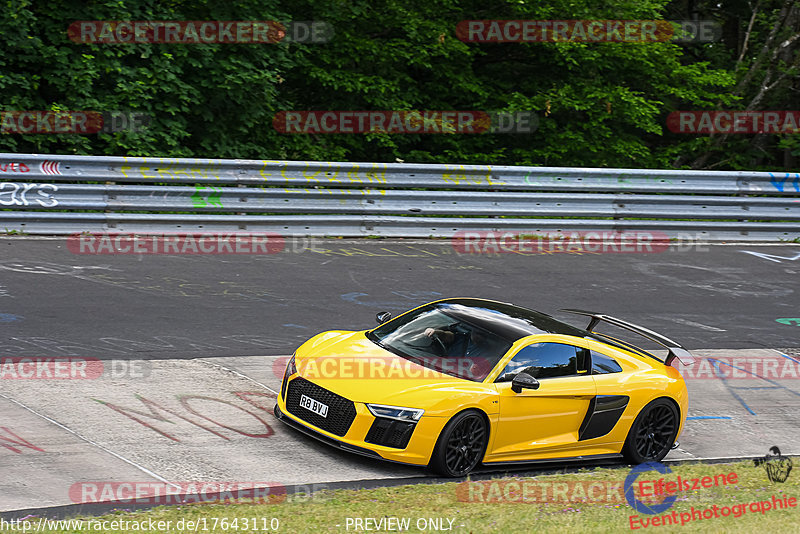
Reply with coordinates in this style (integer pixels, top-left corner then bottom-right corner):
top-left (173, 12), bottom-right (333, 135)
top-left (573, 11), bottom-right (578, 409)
top-left (623, 398), bottom-right (679, 464)
top-left (430, 410), bottom-right (488, 477)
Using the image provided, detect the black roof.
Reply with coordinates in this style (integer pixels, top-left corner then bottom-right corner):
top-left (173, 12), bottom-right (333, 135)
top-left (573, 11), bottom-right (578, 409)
top-left (429, 298), bottom-right (590, 342)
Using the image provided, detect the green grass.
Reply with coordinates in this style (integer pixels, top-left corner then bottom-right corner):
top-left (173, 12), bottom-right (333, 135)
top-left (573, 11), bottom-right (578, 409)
top-left (2, 228), bottom-right (28, 235)
top-left (3, 460), bottom-right (798, 533)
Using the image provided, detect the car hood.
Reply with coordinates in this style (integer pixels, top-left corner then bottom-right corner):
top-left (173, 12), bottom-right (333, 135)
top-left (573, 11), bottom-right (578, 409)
top-left (293, 330), bottom-right (493, 412)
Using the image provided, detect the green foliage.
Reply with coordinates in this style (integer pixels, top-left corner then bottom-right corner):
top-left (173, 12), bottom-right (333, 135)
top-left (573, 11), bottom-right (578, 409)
top-left (0, 0), bottom-right (796, 169)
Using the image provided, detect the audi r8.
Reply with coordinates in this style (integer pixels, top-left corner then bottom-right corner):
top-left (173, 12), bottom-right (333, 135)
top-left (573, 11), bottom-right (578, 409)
top-left (274, 298), bottom-right (695, 477)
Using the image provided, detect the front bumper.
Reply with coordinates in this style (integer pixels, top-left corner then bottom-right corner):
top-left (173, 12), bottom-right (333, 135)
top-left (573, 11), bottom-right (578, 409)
top-left (275, 374), bottom-right (446, 466)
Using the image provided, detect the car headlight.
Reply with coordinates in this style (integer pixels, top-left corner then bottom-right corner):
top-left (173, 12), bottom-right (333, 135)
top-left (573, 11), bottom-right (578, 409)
top-left (366, 404), bottom-right (424, 422)
top-left (285, 354), bottom-right (297, 378)
top-left (281, 354), bottom-right (297, 400)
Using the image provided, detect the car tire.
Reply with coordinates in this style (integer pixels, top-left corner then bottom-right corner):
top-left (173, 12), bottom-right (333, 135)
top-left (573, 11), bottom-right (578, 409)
top-left (429, 410), bottom-right (488, 477)
top-left (622, 398), bottom-right (679, 464)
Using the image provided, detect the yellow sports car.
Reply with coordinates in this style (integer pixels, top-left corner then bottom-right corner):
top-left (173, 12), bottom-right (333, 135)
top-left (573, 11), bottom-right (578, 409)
top-left (274, 298), bottom-right (695, 477)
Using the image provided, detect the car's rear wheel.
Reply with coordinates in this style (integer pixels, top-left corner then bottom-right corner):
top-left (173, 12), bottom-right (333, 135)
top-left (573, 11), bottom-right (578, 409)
top-left (429, 410), bottom-right (488, 477)
top-left (622, 398), bottom-right (679, 464)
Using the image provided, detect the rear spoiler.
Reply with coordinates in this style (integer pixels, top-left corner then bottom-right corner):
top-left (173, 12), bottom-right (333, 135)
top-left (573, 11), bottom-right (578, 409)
top-left (560, 309), bottom-right (696, 367)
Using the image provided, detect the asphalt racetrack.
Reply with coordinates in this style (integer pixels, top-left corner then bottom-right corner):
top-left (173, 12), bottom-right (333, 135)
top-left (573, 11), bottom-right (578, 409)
top-left (1, 238), bottom-right (799, 517)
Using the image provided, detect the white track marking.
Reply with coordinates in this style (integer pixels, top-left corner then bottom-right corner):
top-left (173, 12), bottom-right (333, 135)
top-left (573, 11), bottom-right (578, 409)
top-left (661, 317), bottom-right (727, 332)
top-left (195, 358), bottom-right (280, 395)
top-left (0, 392), bottom-right (179, 488)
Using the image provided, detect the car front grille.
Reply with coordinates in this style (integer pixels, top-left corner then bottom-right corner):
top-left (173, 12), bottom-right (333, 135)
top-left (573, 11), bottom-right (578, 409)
top-left (285, 377), bottom-right (356, 437)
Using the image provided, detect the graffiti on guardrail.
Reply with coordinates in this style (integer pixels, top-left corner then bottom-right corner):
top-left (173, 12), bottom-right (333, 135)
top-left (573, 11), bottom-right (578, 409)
top-left (119, 162), bottom-right (221, 180)
top-left (769, 173), bottom-right (800, 193)
top-left (523, 171), bottom-right (675, 186)
top-left (443, 166), bottom-right (498, 185)
top-left (257, 162), bottom-right (390, 186)
top-left (2, 155), bottom-right (797, 240)
top-left (0, 160), bottom-right (63, 175)
top-left (0, 427), bottom-right (45, 454)
top-left (191, 185), bottom-right (223, 207)
top-left (0, 163), bottom-right (30, 173)
top-left (0, 183), bottom-right (58, 207)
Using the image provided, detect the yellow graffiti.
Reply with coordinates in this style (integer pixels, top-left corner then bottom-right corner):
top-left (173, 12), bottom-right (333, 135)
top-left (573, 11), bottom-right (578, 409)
top-left (303, 163), bottom-right (322, 182)
top-left (140, 165), bottom-right (156, 179)
top-left (259, 161), bottom-right (274, 181)
top-left (347, 165), bottom-right (362, 184)
top-left (344, 164), bottom-right (388, 185)
top-left (365, 165), bottom-right (388, 183)
top-left (325, 162), bottom-right (342, 183)
top-left (157, 162), bottom-right (193, 180)
top-left (442, 165), bottom-right (497, 185)
top-left (310, 246), bottom-right (436, 257)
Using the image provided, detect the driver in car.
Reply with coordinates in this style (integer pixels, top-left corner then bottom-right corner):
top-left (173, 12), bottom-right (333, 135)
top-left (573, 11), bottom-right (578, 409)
top-left (423, 326), bottom-right (488, 358)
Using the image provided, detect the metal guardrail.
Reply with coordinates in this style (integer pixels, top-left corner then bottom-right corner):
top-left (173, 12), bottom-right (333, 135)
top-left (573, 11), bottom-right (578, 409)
top-left (1, 153), bottom-right (798, 240)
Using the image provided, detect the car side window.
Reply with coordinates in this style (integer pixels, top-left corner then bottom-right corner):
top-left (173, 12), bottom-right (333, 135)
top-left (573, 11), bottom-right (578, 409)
top-left (591, 350), bottom-right (623, 374)
top-left (495, 342), bottom-right (582, 382)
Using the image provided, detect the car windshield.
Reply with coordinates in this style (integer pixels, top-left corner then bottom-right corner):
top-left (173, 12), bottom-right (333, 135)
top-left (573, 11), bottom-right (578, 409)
top-left (367, 306), bottom-right (512, 382)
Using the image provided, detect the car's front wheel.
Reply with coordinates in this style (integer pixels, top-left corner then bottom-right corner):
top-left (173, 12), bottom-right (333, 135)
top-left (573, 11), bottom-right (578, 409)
top-left (429, 410), bottom-right (488, 477)
top-left (622, 398), bottom-right (679, 464)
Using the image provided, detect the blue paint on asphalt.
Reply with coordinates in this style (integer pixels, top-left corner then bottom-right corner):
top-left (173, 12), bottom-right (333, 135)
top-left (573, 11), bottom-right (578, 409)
top-left (0, 313), bottom-right (22, 323)
top-left (706, 356), bottom-right (800, 416)
top-left (686, 416), bottom-right (732, 421)
top-left (710, 359), bottom-right (757, 415)
top-left (777, 351), bottom-right (800, 365)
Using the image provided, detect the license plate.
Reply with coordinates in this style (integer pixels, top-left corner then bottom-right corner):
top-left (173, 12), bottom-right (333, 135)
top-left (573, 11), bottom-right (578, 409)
top-left (299, 394), bottom-right (329, 418)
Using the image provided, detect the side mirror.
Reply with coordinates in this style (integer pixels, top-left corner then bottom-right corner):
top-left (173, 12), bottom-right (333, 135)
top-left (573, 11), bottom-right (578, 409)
top-left (376, 311), bottom-right (392, 324)
top-left (511, 372), bottom-right (540, 393)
